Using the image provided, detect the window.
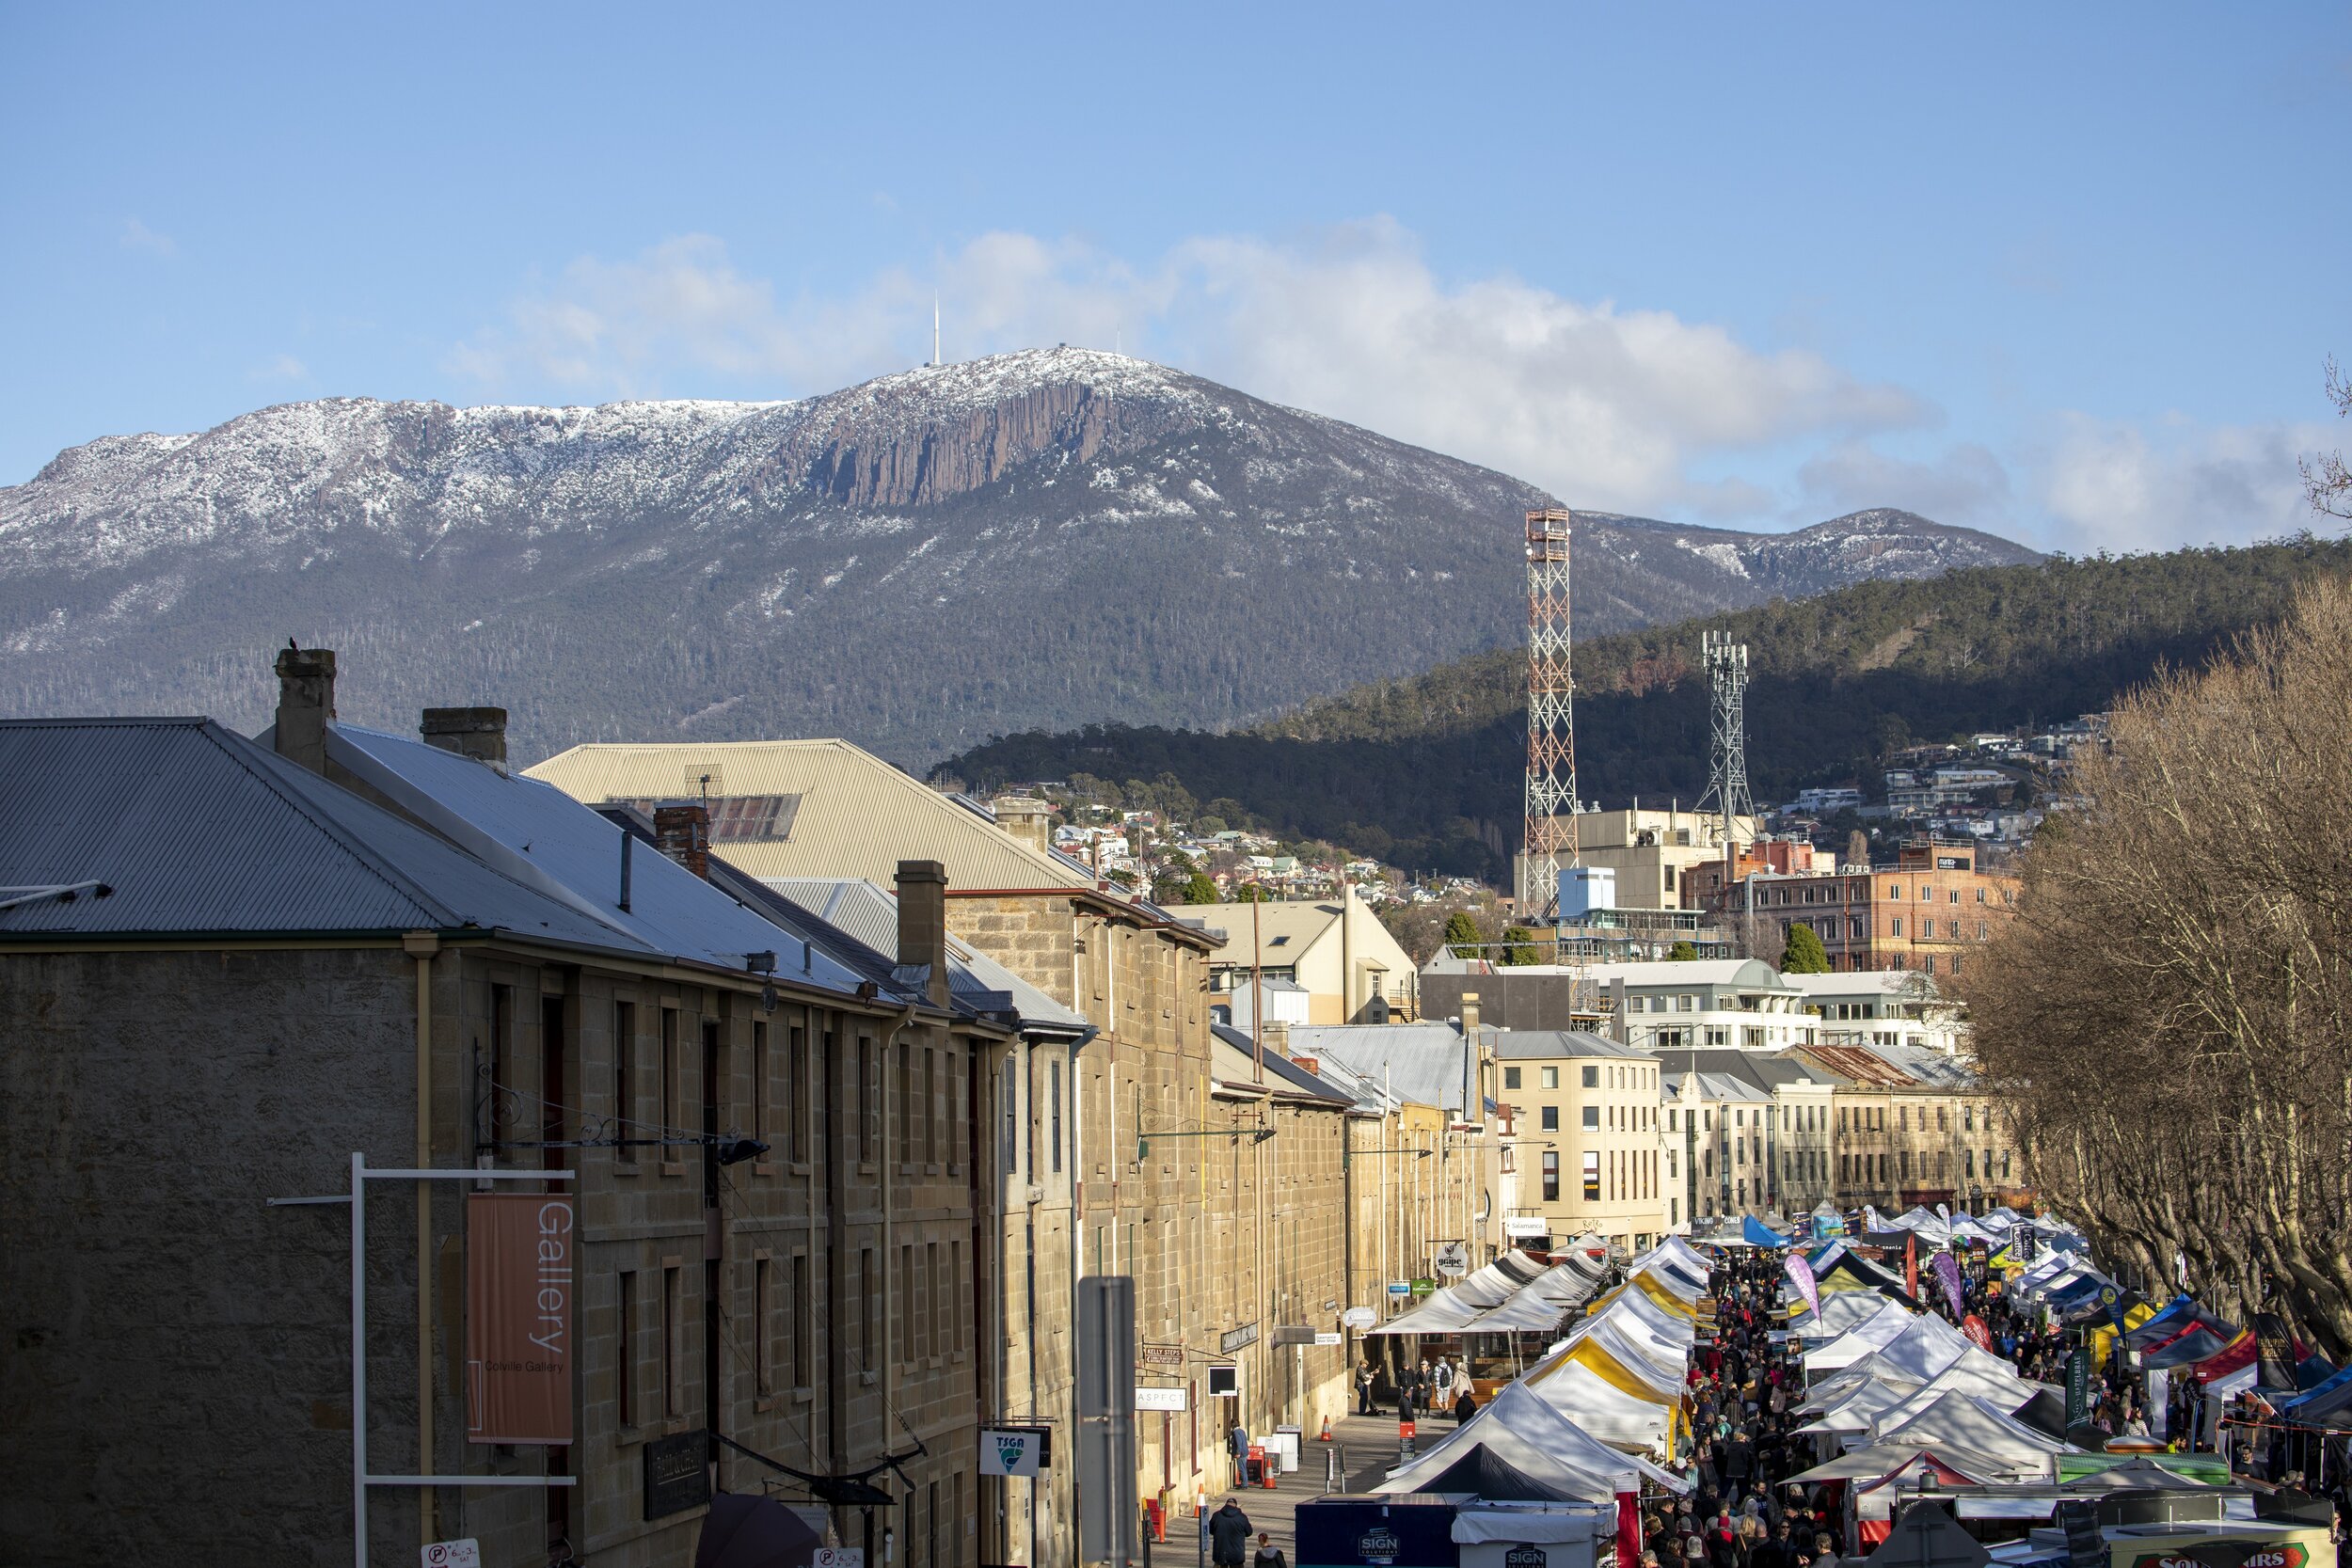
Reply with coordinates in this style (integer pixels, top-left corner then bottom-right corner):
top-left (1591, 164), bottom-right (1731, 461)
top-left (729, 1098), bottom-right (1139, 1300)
top-left (1581, 1105), bottom-right (1599, 1131)
top-left (1050, 1060), bottom-right (1063, 1173)
top-left (1886, 883), bottom-right (1901, 899)
top-left (1540, 1067), bottom-right (1560, 1090)
top-left (1666, 1108), bottom-right (1677, 1131)
top-left (1629, 996), bottom-right (1646, 1014)
top-left (1540, 1105), bottom-right (1559, 1132)
top-left (858, 1038), bottom-right (876, 1162)
top-left (1504, 1067), bottom-right (1522, 1090)
top-left (927, 1242), bottom-right (943, 1359)
top-left (924, 1048), bottom-right (939, 1165)
top-left (488, 984), bottom-right (514, 1138)
top-left (1581, 1150), bottom-right (1601, 1201)
top-left (751, 1021), bottom-right (769, 1148)
top-left (1581, 1065), bottom-right (1599, 1088)
top-left (618, 1270), bottom-right (637, 1425)
top-left (792, 1253), bottom-right (812, 1387)
top-left (661, 1264), bottom-right (681, 1417)
top-left (1937, 1106), bottom-right (1947, 1132)
top-left (614, 1002), bottom-right (638, 1163)
top-left (1923, 956), bottom-right (1937, 975)
top-left (1920, 919), bottom-right (1935, 939)
top-left (660, 1008), bottom-right (679, 1147)
top-left (1949, 889), bottom-right (1961, 904)
top-left (755, 1257), bottom-right (773, 1393)
top-left (1542, 1150), bottom-right (1560, 1202)
top-left (786, 1023), bottom-right (807, 1163)
top-left (1977, 921), bottom-right (1988, 940)
top-left (860, 1248), bottom-right (876, 1371)
top-left (898, 1244), bottom-right (915, 1363)
top-left (1002, 1057), bottom-right (1020, 1174)
top-left (897, 1043), bottom-right (913, 1164)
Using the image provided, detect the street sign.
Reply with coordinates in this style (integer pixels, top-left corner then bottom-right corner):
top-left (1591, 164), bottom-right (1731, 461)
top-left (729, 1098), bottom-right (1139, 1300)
top-left (1221, 1323), bottom-right (1260, 1353)
top-left (1341, 1307), bottom-right (1378, 1329)
top-left (979, 1426), bottom-right (1051, 1476)
top-left (1504, 1216), bottom-right (1549, 1238)
top-left (422, 1544), bottom-right (481, 1568)
top-left (644, 1430), bottom-right (711, 1521)
top-left (1408, 1277), bottom-right (1436, 1297)
top-left (1140, 1346), bottom-right (1184, 1368)
top-left (1273, 1325), bottom-right (1318, 1346)
top-left (814, 1551), bottom-right (866, 1568)
top-left (1386, 1281), bottom-right (1411, 1297)
top-left (1315, 1332), bottom-right (1344, 1346)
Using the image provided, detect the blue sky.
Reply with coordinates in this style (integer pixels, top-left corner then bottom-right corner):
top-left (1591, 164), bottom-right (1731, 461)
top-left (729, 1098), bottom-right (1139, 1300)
top-left (4, 3), bottom-right (2346, 550)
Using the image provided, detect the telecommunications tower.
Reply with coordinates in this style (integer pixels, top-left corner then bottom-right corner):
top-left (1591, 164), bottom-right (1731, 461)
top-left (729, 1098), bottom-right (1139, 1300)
top-left (1696, 629), bottom-right (1756, 895)
top-left (1523, 508), bottom-right (1577, 921)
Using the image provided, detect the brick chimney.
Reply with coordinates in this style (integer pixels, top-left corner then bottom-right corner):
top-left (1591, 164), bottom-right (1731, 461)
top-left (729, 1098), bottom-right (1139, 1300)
top-left (990, 796), bottom-right (1057, 857)
top-left (896, 860), bottom-right (951, 1008)
top-left (653, 804), bottom-right (710, 879)
top-left (273, 644), bottom-right (337, 775)
top-left (1289, 1054), bottom-right (1320, 1076)
top-left (420, 706), bottom-right (508, 771)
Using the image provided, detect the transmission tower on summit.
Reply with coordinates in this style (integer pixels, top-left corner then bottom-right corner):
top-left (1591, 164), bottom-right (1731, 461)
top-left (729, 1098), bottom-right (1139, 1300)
top-left (1523, 508), bottom-right (1578, 922)
top-left (1696, 629), bottom-right (1756, 895)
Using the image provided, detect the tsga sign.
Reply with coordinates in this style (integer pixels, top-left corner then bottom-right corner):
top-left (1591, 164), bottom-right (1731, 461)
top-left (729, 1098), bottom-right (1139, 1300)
top-left (977, 1426), bottom-right (1046, 1478)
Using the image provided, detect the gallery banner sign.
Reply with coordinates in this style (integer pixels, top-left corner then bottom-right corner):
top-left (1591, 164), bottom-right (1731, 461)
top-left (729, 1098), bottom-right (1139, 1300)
top-left (467, 1192), bottom-right (575, 1445)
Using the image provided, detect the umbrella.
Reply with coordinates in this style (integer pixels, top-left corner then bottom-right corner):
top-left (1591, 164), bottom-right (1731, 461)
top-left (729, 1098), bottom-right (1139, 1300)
top-left (695, 1492), bottom-right (823, 1568)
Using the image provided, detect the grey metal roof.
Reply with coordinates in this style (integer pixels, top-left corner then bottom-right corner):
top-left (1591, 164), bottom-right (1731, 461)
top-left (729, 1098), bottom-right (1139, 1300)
top-left (0, 717), bottom-right (643, 948)
top-left (330, 724), bottom-right (877, 988)
top-left (1654, 1048), bottom-right (1836, 1093)
top-left (1487, 1028), bottom-right (1657, 1061)
top-left (1209, 1025), bottom-right (1353, 1104)
top-left (764, 877), bottom-right (1089, 1036)
top-left (1284, 1022), bottom-right (1472, 1115)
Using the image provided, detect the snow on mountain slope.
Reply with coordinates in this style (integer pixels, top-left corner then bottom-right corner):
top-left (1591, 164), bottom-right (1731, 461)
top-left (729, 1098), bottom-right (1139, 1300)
top-left (0, 348), bottom-right (2038, 761)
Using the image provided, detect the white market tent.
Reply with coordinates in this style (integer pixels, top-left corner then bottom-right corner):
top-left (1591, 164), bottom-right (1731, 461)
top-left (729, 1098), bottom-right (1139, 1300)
top-left (1805, 1305), bottom-right (1924, 1370)
top-left (1787, 1290), bottom-right (1907, 1339)
top-left (1873, 1391), bottom-right (2074, 1479)
top-left (1368, 1252), bottom-right (1551, 1336)
top-left (1378, 1379), bottom-right (1690, 1498)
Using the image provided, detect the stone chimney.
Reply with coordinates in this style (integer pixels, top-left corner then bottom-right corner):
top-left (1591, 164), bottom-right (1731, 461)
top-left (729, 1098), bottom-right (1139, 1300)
top-left (991, 796), bottom-right (1057, 857)
top-left (1260, 1019), bottom-right (1290, 1058)
top-left (273, 645), bottom-right (337, 775)
top-left (896, 860), bottom-right (951, 1008)
top-left (1459, 991), bottom-right (1482, 1037)
top-left (420, 706), bottom-right (509, 771)
top-left (653, 804), bottom-right (711, 880)
top-left (1609, 977), bottom-right (1629, 1044)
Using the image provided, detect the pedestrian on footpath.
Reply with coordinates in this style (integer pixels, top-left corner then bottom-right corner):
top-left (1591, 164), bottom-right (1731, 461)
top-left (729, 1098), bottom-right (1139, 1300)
top-left (1209, 1498), bottom-right (1253, 1568)
top-left (1252, 1530), bottom-right (1288, 1568)
top-left (1355, 1359), bottom-right (1377, 1416)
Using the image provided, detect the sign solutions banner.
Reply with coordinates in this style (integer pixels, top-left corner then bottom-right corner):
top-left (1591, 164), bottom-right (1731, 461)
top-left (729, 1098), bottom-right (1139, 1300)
top-left (467, 1192), bottom-right (575, 1445)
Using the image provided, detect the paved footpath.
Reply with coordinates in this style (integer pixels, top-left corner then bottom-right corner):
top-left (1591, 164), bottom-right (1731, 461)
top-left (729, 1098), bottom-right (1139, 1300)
top-left (1149, 1411), bottom-right (1454, 1566)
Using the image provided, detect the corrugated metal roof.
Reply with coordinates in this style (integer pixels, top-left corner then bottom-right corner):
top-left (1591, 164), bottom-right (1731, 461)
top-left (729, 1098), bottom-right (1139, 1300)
top-left (1488, 1028), bottom-right (1657, 1061)
top-left (1285, 1022), bottom-right (1471, 1114)
top-left (764, 877), bottom-right (1089, 1035)
top-left (524, 739), bottom-right (1091, 893)
top-left (331, 724), bottom-right (876, 988)
top-left (0, 718), bottom-right (644, 948)
top-left (1209, 1027), bottom-right (1353, 1104)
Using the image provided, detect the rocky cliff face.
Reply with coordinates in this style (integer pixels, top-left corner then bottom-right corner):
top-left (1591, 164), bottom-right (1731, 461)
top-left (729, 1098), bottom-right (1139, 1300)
top-left (0, 349), bottom-right (2038, 761)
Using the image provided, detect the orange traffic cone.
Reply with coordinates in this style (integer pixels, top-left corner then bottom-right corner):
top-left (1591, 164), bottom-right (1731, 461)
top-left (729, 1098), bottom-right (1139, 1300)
top-left (1318, 1417), bottom-right (1332, 1442)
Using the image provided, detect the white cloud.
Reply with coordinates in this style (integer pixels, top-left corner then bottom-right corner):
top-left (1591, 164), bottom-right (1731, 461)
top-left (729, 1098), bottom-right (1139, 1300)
top-left (446, 223), bottom-right (1922, 518)
top-left (120, 217), bottom-right (175, 258)
top-left (250, 354), bottom-right (310, 383)
top-left (2032, 414), bottom-right (2335, 553)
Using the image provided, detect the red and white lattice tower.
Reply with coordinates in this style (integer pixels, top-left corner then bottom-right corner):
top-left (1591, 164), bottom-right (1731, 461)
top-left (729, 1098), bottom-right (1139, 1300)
top-left (1523, 508), bottom-right (1577, 921)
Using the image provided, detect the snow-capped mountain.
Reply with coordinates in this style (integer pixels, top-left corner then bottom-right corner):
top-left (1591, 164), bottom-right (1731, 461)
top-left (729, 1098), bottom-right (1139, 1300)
top-left (0, 348), bottom-right (2038, 761)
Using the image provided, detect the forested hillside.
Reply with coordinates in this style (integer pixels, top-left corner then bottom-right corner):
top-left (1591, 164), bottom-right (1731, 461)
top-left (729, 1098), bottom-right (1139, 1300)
top-left (939, 538), bottom-right (2352, 880)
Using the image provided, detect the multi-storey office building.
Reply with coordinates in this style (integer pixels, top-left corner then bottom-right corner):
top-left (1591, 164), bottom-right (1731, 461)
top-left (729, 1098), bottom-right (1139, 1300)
top-left (1488, 1030), bottom-right (1667, 1255)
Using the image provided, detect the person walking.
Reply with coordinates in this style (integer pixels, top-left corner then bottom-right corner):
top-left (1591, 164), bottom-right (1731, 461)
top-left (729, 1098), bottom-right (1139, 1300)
top-left (1811, 1534), bottom-right (1840, 1568)
top-left (1355, 1359), bottom-right (1377, 1417)
top-left (1252, 1530), bottom-right (1288, 1568)
top-left (1209, 1498), bottom-right (1253, 1568)
top-left (1454, 1386), bottom-right (1476, 1424)
top-left (1229, 1422), bottom-right (1251, 1487)
top-left (1434, 1355), bottom-right (1455, 1409)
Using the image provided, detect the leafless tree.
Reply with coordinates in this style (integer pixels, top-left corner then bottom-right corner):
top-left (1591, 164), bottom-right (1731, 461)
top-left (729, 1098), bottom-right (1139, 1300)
top-left (2304, 357), bottom-right (2352, 521)
top-left (1958, 576), bottom-right (2352, 1357)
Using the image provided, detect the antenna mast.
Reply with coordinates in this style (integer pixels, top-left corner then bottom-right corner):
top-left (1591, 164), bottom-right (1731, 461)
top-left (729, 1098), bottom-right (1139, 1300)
top-left (1697, 629), bottom-right (1756, 909)
top-left (1523, 508), bottom-right (1577, 924)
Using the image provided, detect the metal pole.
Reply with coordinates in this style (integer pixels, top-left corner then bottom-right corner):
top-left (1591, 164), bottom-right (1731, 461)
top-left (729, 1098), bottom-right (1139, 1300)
top-left (352, 1150), bottom-right (369, 1568)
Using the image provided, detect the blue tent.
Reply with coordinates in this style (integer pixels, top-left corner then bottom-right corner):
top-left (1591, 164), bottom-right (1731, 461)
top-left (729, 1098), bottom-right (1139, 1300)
top-left (2277, 1361), bottom-right (2352, 1413)
top-left (1743, 1215), bottom-right (1790, 1248)
top-left (2123, 1295), bottom-right (2199, 1351)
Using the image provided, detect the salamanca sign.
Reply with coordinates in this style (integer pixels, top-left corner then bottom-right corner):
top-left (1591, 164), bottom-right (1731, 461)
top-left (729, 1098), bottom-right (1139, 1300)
top-left (467, 1193), bottom-right (575, 1445)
